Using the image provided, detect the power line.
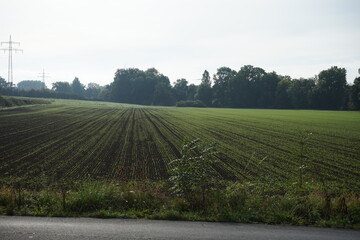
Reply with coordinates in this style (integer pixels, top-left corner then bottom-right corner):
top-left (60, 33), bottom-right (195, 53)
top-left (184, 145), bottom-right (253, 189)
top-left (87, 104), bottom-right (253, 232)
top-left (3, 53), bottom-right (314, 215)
top-left (1, 35), bottom-right (23, 87)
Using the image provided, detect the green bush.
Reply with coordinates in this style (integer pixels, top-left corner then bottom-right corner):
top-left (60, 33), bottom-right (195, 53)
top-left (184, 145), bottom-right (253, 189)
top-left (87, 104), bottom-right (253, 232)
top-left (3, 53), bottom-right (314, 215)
top-left (168, 139), bottom-right (218, 202)
top-left (176, 100), bottom-right (206, 107)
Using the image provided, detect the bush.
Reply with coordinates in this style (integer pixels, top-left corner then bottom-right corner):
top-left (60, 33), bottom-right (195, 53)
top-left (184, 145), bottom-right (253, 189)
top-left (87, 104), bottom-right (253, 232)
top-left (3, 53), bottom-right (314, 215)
top-left (176, 100), bottom-right (206, 107)
top-left (168, 138), bottom-right (218, 210)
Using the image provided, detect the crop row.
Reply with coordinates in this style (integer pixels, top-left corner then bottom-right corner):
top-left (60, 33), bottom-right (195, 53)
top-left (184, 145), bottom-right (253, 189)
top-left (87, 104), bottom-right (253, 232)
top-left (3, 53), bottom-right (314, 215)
top-left (0, 102), bottom-right (359, 187)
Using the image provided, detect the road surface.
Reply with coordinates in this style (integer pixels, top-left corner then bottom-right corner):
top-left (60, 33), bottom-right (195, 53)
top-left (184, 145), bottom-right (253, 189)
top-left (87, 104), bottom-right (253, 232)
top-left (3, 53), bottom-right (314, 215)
top-left (0, 216), bottom-right (359, 240)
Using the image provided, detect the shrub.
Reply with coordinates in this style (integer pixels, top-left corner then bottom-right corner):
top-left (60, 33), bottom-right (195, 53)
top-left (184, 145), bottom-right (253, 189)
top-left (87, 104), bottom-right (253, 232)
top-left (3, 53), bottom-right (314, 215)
top-left (176, 100), bottom-right (206, 107)
top-left (168, 139), bottom-right (218, 206)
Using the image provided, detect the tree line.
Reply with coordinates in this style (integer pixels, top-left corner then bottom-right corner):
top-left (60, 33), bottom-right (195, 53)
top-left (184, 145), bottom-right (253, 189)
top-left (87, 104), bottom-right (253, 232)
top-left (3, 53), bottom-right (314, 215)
top-left (1, 65), bottom-right (359, 110)
top-left (107, 65), bottom-right (360, 110)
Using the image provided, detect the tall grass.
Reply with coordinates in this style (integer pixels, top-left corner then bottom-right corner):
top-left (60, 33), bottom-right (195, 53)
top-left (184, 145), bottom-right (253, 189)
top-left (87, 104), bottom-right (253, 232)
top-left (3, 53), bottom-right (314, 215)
top-left (0, 178), bottom-right (359, 228)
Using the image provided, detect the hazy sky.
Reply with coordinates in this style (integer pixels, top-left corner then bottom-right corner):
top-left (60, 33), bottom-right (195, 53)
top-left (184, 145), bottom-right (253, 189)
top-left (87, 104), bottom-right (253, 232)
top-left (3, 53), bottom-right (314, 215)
top-left (1, 0), bottom-right (359, 88)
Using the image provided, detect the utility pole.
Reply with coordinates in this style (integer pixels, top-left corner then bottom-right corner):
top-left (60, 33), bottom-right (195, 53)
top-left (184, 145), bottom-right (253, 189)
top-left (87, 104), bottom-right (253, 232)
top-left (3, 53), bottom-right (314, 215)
top-left (1, 35), bottom-right (23, 87)
top-left (38, 69), bottom-right (49, 90)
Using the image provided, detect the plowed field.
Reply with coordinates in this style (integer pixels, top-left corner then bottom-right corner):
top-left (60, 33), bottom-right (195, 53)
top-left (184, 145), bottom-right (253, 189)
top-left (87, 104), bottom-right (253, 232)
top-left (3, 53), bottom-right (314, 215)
top-left (1, 99), bottom-right (359, 186)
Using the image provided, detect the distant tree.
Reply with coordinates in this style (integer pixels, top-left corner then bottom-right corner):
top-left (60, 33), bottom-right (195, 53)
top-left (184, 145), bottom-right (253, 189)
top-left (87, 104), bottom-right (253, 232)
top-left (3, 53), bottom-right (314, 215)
top-left (186, 84), bottom-right (198, 101)
top-left (313, 66), bottom-right (347, 109)
top-left (52, 82), bottom-right (72, 93)
top-left (172, 78), bottom-right (188, 102)
top-left (201, 70), bottom-right (211, 85)
top-left (256, 71), bottom-right (280, 108)
top-left (153, 81), bottom-right (174, 106)
top-left (0, 76), bottom-right (8, 88)
top-left (85, 82), bottom-right (102, 99)
top-left (229, 65), bottom-right (265, 108)
top-left (287, 78), bottom-right (315, 109)
top-left (98, 85), bottom-right (111, 101)
top-left (110, 68), bottom-right (174, 105)
top-left (274, 76), bottom-right (292, 108)
top-left (147, 68), bottom-right (174, 105)
top-left (71, 77), bottom-right (85, 96)
top-left (195, 83), bottom-right (212, 107)
top-left (350, 75), bottom-right (360, 110)
top-left (212, 67), bottom-right (236, 107)
top-left (17, 80), bottom-right (45, 91)
top-left (111, 68), bottom-right (140, 103)
top-left (195, 70), bottom-right (213, 106)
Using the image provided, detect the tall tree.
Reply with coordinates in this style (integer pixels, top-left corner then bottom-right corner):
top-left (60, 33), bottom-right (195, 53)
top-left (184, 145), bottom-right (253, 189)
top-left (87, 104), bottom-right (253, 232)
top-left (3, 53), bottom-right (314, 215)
top-left (314, 66), bottom-right (347, 109)
top-left (201, 70), bottom-right (211, 85)
top-left (172, 78), bottom-right (188, 102)
top-left (229, 65), bottom-right (265, 108)
top-left (256, 71), bottom-right (280, 108)
top-left (110, 68), bottom-right (174, 105)
top-left (52, 81), bottom-right (72, 93)
top-left (111, 68), bottom-right (141, 103)
top-left (85, 82), bottom-right (102, 99)
top-left (195, 70), bottom-right (213, 106)
top-left (350, 72), bottom-right (360, 110)
top-left (153, 81), bottom-right (174, 106)
top-left (0, 76), bottom-right (8, 88)
top-left (71, 77), bottom-right (85, 96)
top-left (274, 76), bottom-right (292, 108)
top-left (212, 67), bottom-right (236, 107)
top-left (287, 78), bottom-right (315, 109)
top-left (195, 83), bottom-right (212, 107)
top-left (186, 84), bottom-right (198, 101)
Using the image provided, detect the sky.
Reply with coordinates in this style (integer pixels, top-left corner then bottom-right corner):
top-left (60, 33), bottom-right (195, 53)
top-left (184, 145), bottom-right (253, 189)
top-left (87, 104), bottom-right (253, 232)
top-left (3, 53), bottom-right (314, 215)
top-left (0, 0), bottom-right (359, 88)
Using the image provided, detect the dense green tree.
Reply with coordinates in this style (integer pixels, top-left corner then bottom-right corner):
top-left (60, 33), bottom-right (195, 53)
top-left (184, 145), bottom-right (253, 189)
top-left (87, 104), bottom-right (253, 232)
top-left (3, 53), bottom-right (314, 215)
top-left (153, 81), bottom-right (174, 106)
top-left (195, 70), bottom-right (213, 106)
top-left (229, 65), bottom-right (265, 108)
top-left (212, 67), bottom-right (236, 107)
top-left (350, 74), bottom-right (360, 110)
top-left (172, 79), bottom-right (188, 102)
top-left (98, 85), bottom-right (111, 101)
top-left (85, 82), bottom-right (102, 99)
top-left (186, 84), bottom-right (198, 101)
top-left (195, 83), bottom-right (212, 107)
top-left (287, 78), bottom-right (315, 109)
top-left (111, 68), bottom-right (140, 103)
top-left (71, 77), bottom-right (85, 96)
top-left (274, 76), bottom-right (292, 108)
top-left (147, 68), bottom-right (174, 105)
top-left (313, 66), bottom-right (347, 109)
top-left (52, 81), bottom-right (72, 93)
top-left (201, 70), bottom-right (211, 85)
top-left (0, 76), bottom-right (8, 88)
top-left (110, 68), bottom-right (173, 105)
top-left (256, 71), bottom-right (280, 108)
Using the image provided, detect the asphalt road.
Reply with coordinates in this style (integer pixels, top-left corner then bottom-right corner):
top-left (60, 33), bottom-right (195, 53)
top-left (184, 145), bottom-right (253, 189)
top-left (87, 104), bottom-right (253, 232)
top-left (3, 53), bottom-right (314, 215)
top-left (0, 216), bottom-right (359, 240)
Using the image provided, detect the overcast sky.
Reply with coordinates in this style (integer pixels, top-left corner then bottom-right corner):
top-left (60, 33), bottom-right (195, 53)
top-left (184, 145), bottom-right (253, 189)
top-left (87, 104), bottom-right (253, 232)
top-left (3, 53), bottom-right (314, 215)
top-left (1, 0), bottom-right (359, 88)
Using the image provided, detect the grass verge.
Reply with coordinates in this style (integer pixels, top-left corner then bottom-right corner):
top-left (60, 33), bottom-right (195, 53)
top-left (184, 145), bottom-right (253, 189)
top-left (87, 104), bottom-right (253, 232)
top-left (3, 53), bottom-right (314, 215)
top-left (0, 179), bottom-right (359, 228)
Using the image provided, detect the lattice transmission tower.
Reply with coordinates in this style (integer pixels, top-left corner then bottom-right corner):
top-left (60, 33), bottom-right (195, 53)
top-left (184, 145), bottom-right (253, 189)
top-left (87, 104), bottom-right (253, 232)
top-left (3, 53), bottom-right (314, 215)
top-left (1, 35), bottom-right (23, 87)
top-left (38, 69), bottom-right (50, 90)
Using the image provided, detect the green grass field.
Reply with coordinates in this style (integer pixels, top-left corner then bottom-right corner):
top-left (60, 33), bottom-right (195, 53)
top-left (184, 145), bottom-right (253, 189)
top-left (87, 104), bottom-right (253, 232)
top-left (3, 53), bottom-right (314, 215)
top-left (0, 99), bottom-right (359, 186)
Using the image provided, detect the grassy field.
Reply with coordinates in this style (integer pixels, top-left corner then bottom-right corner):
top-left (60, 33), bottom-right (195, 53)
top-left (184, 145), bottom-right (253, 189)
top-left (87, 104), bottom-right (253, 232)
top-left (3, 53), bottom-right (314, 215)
top-left (0, 99), bottom-right (359, 187)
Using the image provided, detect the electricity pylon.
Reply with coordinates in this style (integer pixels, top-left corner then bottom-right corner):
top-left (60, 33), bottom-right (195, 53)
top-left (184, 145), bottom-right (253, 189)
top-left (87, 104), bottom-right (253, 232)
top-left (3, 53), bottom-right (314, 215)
top-left (1, 35), bottom-right (23, 87)
top-left (38, 69), bottom-right (49, 90)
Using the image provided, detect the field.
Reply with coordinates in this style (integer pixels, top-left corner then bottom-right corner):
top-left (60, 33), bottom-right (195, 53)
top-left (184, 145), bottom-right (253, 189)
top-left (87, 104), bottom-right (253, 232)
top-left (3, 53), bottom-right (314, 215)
top-left (0, 99), bottom-right (359, 186)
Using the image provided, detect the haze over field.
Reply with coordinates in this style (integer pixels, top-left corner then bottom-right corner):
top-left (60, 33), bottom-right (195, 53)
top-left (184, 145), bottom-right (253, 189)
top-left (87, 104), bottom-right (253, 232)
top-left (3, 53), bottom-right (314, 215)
top-left (0, 0), bottom-right (359, 87)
